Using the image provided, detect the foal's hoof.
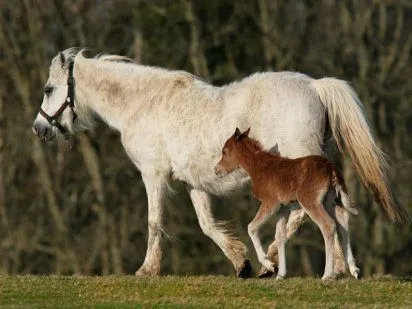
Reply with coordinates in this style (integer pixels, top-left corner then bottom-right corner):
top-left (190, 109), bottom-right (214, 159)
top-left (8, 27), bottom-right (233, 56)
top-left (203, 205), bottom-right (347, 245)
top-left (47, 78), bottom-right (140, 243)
top-left (236, 260), bottom-right (252, 279)
top-left (258, 266), bottom-right (276, 279)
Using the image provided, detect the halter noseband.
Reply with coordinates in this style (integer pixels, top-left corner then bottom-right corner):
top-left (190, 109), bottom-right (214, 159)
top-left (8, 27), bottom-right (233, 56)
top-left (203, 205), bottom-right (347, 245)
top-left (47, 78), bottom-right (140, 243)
top-left (39, 61), bottom-right (77, 135)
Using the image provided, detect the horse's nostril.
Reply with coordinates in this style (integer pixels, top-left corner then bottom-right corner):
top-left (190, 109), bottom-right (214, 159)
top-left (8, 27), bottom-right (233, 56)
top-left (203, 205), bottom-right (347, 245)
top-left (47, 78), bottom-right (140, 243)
top-left (34, 124), bottom-right (49, 138)
top-left (32, 124), bottom-right (39, 135)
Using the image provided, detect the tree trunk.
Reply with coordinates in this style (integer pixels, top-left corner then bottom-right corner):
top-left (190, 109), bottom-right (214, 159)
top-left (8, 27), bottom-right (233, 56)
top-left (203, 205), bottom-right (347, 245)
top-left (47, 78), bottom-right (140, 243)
top-left (0, 92), bottom-right (6, 227)
top-left (78, 133), bottom-right (112, 274)
top-left (181, 0), bottom-right (209, 77)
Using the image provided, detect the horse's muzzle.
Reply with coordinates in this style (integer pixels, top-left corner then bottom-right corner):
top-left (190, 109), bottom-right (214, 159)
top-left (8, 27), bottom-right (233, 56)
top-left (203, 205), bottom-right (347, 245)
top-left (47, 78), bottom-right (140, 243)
top-left (32, 122), bottom-right (55, 142)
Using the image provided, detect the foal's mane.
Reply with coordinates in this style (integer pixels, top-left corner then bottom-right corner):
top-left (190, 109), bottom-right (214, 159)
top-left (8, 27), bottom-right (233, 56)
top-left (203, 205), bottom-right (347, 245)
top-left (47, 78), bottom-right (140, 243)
top-left (242, 137), bottom-right (264, 154)
top-left (242, 137), bottom-right (281, 157)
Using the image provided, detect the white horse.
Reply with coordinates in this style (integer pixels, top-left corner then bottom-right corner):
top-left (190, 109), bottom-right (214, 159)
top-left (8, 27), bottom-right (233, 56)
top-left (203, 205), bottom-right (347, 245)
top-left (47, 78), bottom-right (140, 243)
top-left (33, 48), bottom-right (408, 278)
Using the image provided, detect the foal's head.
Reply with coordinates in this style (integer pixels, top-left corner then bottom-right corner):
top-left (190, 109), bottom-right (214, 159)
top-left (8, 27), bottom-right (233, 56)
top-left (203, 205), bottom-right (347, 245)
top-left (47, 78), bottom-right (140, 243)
top-left (214, 127), bottom-right (251, 177)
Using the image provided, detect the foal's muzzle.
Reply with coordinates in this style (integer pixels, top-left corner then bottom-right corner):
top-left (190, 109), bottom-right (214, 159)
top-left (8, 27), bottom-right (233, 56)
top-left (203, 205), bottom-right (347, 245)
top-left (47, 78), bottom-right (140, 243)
top-left (214, 165), bottom-right (228, 177)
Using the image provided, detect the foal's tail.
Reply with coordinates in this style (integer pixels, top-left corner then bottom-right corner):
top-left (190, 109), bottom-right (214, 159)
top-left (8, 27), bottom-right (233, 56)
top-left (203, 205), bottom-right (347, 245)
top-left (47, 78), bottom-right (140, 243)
top-left (312, 78), bottom-right (409, 223)
top-left (331, 169), bottom-right (358, 215)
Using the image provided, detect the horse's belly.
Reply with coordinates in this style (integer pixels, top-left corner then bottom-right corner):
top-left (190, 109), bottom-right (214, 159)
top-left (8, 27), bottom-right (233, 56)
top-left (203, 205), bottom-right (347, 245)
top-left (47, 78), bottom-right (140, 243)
top-left (168, 73), bottom-right (326, 194)
top-left (171, 155), bottom-right (250, 195)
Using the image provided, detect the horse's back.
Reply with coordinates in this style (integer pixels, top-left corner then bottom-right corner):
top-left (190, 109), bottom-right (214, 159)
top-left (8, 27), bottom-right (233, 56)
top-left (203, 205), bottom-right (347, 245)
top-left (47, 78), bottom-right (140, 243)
top-left (225, 71), bottom-right (326, 158)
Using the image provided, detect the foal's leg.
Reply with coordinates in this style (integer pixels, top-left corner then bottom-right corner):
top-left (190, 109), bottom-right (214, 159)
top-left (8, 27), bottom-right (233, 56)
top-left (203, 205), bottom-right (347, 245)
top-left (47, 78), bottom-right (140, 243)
top-left (189, 188), bottom-right (250, 278)
top-left (335, 205), bottom-right (360, 278)
top-left (298, 195), bottom-right (336, 280)
top-left (136, 174), bottom-right (166, 277)
top-left (248, 201), bottom-right (279, 272)
top-left (259, 204), bottom-right (307, 278)
top-left (260, 203), bottom-right (348, 278)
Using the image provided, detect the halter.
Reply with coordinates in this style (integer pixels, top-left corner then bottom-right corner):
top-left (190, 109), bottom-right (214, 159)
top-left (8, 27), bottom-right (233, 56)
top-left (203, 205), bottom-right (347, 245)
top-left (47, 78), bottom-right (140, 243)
top-left (39, 61), bottom-right (77, 135)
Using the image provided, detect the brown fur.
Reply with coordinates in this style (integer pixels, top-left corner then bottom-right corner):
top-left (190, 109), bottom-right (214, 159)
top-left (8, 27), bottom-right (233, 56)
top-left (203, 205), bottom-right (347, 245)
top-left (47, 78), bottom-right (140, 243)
top-left (215, 128), bottom-right (358, 279)
top-left (216, 129), bottom-right (354, 213)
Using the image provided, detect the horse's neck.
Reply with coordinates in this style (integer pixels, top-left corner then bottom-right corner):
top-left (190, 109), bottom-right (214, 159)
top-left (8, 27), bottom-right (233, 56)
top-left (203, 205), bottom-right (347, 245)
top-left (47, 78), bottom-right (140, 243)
top-left (74, 58), bottom-right (172, 132)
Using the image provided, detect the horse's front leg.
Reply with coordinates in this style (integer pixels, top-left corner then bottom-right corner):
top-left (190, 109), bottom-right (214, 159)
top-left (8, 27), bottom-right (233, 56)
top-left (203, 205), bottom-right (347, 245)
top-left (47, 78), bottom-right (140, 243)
top-left (135, 174), bottom-right (166, 277)
top-left (189, 188), bottom-right (251, 278)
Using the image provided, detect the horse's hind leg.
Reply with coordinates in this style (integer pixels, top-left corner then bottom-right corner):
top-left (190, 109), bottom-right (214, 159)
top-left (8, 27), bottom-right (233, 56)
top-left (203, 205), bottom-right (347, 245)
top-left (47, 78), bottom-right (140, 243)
top-left (189, 188), bottom-right (250, 278)
top-left (335, 205), bottom-right (360, 278)
top-left (299, 194), bottom-right (336, 280)
top-left (248, 201), bottom-right (279, 272)
top-left (274, 208), bottom-right (290, 279)
top-left (323, 191), bottom-right (346, 275)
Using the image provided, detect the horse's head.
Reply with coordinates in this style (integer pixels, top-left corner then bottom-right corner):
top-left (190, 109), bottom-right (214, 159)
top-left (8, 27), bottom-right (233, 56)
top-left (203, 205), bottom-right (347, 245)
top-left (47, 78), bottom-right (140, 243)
top-left (214, 127), bottom-right (250, 177)
top-left (32, 50), bottom-right (78, 142)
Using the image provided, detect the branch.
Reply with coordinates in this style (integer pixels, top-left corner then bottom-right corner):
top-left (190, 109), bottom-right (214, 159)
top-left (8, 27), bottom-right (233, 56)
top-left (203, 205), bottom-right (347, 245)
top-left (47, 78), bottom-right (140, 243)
top-left (181, 0), bottom-right (209, 77)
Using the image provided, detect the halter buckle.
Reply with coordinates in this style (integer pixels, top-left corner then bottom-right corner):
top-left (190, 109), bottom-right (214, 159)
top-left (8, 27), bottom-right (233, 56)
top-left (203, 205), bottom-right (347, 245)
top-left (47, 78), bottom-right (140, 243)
top-left (67, 76), bottom-right (75, 86)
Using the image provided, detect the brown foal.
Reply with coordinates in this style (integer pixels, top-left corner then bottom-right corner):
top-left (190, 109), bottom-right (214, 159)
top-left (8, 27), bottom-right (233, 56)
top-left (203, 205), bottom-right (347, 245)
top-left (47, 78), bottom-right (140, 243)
top-left (215, 128), bottom-right (359, 280)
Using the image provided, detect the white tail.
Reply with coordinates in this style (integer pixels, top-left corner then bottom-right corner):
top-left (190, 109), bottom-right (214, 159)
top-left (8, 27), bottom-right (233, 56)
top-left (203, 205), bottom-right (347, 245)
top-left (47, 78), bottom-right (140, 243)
top-left (312, 78), bottom-right (409, 223)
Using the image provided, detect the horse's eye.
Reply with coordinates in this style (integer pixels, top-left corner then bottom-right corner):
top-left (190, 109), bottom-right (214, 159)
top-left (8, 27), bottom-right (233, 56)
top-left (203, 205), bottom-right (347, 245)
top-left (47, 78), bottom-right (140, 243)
top-left (222, 149), bottom-right (226, 155)
top-left (44, 86), bottom-right (53, 97)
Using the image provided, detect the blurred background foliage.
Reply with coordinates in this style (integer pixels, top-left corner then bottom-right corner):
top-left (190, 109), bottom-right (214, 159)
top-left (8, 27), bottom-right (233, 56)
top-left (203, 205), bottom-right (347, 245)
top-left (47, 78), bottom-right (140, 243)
top-left (0, 0), bottom-right (411, 277)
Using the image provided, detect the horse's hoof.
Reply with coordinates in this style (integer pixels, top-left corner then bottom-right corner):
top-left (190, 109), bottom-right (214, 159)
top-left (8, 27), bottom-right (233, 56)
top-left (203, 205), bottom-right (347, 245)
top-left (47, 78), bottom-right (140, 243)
top-left (135, 265), bottom-right (158, 277)
top-left (321, 275), bottom-right (336, 281)
top-left (258, 264), bottom-right (278, 278)
top-left (352, 268), bottom-right (361, 279)
top-left (258, 268), bottom-right (275, 279)
top-left (237, 260), bottom-right (252, 279)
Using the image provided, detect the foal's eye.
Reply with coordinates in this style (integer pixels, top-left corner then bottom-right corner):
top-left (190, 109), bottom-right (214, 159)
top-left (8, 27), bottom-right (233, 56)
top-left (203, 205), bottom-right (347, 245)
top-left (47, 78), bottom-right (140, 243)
top-left (222, 149), bottom-right (227, 155)
top-left (44, 86), bottom-right (53, 97)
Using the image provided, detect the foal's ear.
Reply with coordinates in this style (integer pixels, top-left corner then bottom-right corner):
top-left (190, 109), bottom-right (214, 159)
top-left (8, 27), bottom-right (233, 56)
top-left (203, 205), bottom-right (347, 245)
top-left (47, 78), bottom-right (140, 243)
top-left (59, 51), bottom-right (65, 68)
top-left (236, 127), bottom-right (251, 141)
top-left (242, 128), bottom-right (250, 136)
top-left (234, 127), bottom-right (241, 137)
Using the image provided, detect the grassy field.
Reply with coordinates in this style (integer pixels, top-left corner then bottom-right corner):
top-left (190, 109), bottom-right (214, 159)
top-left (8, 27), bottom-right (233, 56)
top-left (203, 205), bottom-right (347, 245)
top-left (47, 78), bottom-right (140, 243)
top-left (0, 275), bottom-right (411, 308)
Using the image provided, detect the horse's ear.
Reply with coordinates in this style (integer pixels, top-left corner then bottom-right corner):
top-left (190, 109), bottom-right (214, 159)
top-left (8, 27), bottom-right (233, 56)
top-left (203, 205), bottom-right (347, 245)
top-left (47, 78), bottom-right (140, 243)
top-left (234, 127), bottom-right (241, 137)
top-left (59, 51), bottom-right (65, 67)
top-left (242, 128), bottom-right (250, 136)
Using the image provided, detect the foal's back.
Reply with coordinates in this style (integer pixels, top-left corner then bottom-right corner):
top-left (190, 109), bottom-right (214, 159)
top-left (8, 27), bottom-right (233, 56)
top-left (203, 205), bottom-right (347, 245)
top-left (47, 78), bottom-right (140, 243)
top-left (252, 152), bottom-right (334, 203)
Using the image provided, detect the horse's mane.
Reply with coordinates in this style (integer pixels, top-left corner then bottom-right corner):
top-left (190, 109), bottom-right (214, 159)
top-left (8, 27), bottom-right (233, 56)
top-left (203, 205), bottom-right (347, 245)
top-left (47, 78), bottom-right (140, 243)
top-left (61, 47), bottom-right (135, 65)
top-left (95, 54), bottom-right (136, 64)
top-left (62, 47), bottom-right (82, 62)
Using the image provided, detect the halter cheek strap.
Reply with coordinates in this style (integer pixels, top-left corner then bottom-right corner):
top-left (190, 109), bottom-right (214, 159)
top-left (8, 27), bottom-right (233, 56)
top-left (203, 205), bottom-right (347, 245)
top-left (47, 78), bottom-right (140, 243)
top-left (39, 61), bottom-right (77, 136)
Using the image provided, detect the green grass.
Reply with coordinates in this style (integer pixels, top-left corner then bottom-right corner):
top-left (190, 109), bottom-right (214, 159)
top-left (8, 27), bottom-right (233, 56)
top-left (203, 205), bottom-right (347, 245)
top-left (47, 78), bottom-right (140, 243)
top-left (0, 275), bottom-right (411, 308)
